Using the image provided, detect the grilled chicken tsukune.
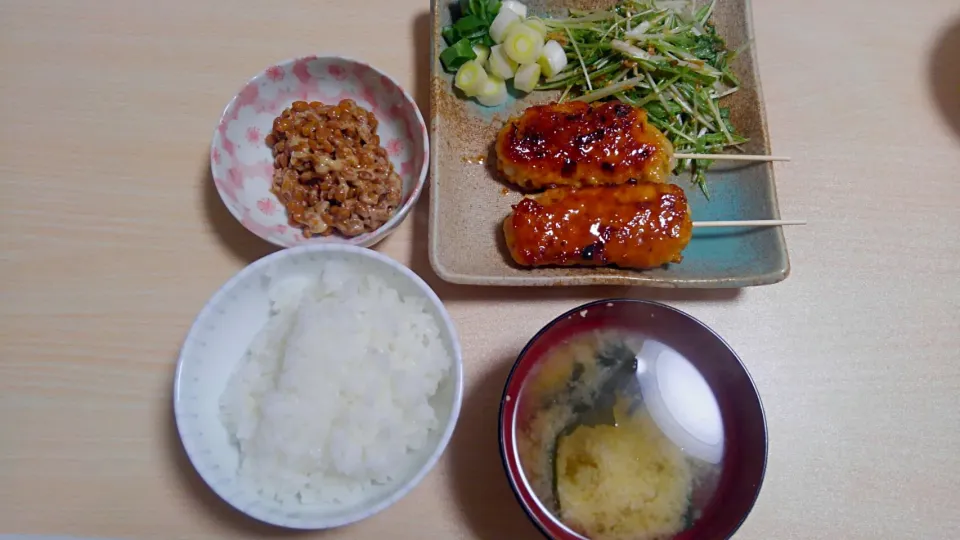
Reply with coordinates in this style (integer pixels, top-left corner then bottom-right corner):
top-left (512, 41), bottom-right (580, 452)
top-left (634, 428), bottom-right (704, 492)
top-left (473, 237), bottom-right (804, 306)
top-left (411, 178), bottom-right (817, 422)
top-left (503, 182), bottom-right (693, 270)
top-left (495, 101), bottom-right (675, 190)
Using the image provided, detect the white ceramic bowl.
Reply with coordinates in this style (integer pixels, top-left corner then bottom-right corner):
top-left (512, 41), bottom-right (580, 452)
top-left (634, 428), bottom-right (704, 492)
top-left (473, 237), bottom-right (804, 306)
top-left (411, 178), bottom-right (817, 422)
top-left (173, 245), bottom-right (463, 529)
top-left (210, 55), bottom-right (429, 248)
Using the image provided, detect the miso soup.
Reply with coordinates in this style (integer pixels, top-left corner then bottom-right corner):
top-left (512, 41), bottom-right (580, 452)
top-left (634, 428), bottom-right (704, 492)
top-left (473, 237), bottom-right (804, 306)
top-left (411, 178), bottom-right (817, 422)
top-left (514, 330), bottom-right (724, 540)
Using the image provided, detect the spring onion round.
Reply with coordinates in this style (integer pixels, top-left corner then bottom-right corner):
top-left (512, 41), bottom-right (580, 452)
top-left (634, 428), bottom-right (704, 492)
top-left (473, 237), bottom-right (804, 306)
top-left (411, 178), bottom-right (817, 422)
top-left (487, 44), bottom-right (519, 79)
top-left (472, 44), bottom-right (491, 65)
top-left (503, 24), bottom-right (545, 64)
top-left (500, 0), bottom-right (528, 18)
top-left (524, 17), bottom-right (548, 37)
top-left (439, 38), bottom-right (479, 72)
top-left (477, 76), bottom-right (509, 107)
top-left (454, 60), bottom-right (489, 97)
top-left (438, 0), bottom-right (502, 73)
top-left (489, 8), bottom-right (521, 44)
top-left (514, 63), bottom-right (542, 93)
top-left (538, 40), bottom-right (568, 77)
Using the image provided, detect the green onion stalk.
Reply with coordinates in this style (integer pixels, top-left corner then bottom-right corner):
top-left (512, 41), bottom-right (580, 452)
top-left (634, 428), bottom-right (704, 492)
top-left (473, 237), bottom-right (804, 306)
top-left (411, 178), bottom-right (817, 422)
top-left (439, 0), bottom-right (503, 72)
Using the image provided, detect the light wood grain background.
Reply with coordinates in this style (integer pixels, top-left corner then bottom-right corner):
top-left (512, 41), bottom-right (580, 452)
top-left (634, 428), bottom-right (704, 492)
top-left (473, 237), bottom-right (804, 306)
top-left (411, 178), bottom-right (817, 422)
top-left (1, 1), bottom-right (959, 539)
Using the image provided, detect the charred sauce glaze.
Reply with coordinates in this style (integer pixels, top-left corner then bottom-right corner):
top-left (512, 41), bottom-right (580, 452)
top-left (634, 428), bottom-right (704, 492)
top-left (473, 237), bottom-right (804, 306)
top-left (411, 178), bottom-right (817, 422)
top-left (505, 183), bottom-right (693, 269)
top-left (501, 101), bottom-right (659, 180)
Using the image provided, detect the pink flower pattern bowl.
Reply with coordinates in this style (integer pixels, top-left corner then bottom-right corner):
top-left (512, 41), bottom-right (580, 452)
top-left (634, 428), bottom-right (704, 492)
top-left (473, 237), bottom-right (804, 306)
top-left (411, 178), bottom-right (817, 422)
top-left (210, 55), bottom-right (429, 248)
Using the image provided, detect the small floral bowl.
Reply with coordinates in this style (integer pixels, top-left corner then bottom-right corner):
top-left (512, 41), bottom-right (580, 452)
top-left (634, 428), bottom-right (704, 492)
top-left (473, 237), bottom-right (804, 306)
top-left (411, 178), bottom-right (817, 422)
top-left (210, 55), bottom-right (428, 248)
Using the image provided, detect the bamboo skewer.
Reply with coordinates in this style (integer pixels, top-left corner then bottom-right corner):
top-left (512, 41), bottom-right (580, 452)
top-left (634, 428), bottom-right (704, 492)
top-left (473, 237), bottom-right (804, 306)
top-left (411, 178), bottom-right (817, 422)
top-left (675, 153), bottom-right (791, 162)
top-left (692, 219), bottom-right (806, 228)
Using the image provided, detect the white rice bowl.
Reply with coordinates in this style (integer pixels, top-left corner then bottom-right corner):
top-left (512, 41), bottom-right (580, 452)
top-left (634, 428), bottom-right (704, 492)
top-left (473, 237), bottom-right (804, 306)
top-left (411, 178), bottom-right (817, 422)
top-left (174, 245), bottom-right (463, 529)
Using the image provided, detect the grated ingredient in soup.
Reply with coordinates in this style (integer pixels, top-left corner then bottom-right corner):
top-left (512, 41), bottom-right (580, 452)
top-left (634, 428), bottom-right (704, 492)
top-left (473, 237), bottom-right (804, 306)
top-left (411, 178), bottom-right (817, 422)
top-left (515, 330), bottom-right (718, 540)
top-left (556, 396), bottom-right (692, 540)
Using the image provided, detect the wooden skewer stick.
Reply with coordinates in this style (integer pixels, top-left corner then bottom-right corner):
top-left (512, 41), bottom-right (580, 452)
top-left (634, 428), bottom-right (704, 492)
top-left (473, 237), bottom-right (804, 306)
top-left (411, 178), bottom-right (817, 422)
top-left (675, 153), bottom-right (791, 162)
top-left (692, 219), bottom-right (807, 228)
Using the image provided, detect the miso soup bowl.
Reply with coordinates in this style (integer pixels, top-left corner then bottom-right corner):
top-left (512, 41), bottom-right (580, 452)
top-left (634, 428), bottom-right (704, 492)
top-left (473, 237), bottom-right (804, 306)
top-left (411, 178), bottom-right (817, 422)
top-left (498, 299), bottom-right (767, 540)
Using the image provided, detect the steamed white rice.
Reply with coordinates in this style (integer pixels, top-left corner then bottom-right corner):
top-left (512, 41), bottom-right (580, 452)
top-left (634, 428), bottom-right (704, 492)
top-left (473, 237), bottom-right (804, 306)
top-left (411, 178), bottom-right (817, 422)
top-left (219, 261), bottom-right (451, 505)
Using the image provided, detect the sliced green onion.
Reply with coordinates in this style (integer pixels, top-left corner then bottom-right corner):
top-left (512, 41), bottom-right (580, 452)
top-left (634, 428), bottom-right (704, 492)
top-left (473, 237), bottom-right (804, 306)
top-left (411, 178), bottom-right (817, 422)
top-left (487, 44), bottom-right (519, 79)
top-left (454, 60), bottom-right (489, 96)
top-left (538, 39), bottom-right (568, 77)
top-left (477, 76), bottom-right (509, 107)
top-left (440, 37), bottom-right (479, 72)
top-left (454, 14), bottom-right (487, 35)
top-left (490, 8), bottom-right (522, 43)
top-left (501, 0), bottom-right (528, 18)
top-left (524, 17), bottom-right (548, 37)
top-left (514, 63), bottom-right (541, 93)
top-left (503, 24), bottom-right (545, 64)
top-left (472, 43), bottom-right (491, 64)
top-left (441, 26), bottom-right (459, 46)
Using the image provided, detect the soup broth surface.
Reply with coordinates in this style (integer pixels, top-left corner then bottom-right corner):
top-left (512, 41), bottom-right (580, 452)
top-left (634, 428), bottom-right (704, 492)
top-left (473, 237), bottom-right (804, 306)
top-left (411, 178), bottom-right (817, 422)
top-left (515, 330), bottom-right (724, 540)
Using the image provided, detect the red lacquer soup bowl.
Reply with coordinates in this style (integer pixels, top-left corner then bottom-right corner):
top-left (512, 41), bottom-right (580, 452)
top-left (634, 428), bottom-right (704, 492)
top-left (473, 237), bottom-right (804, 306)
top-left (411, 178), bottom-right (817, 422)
top-left (499, 299), bottom-right (767, 540)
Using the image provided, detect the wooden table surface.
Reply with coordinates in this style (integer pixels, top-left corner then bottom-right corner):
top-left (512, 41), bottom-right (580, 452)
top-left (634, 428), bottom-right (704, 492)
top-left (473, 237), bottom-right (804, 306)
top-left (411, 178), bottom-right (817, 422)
top-left (2, 1), bottom-right (959, 538)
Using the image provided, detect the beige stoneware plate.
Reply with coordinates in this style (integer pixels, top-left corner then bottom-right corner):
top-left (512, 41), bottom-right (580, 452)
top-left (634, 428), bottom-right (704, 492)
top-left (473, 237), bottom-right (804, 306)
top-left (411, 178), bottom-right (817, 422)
top-left (428, 0), bottom-right (790, 287)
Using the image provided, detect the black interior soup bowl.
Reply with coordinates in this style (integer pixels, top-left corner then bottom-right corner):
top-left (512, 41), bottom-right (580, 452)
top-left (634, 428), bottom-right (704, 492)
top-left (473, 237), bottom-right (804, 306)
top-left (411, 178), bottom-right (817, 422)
top-left (498, 299), bottom-right (767, 540)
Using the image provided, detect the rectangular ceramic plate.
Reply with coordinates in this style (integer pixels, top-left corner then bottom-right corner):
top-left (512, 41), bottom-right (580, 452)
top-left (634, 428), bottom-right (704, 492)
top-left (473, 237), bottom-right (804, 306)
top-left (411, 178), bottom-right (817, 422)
top-left (428, 0), bottom-right (789, 287)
